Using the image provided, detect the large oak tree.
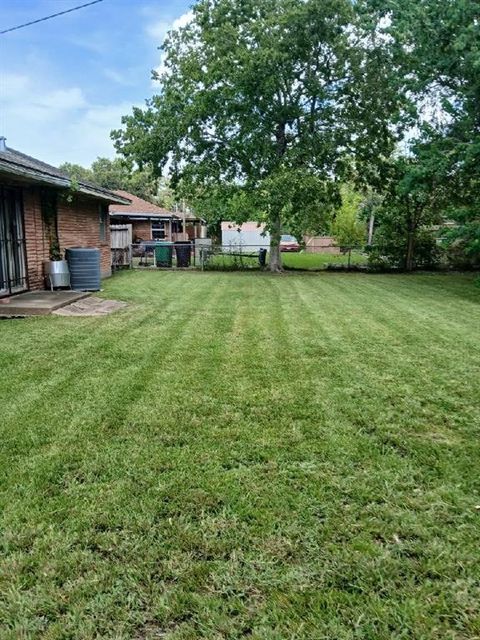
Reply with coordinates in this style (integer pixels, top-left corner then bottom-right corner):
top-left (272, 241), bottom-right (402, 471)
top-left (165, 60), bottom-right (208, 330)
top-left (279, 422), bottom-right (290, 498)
top-left (113, 0), bottom-right (403, 270)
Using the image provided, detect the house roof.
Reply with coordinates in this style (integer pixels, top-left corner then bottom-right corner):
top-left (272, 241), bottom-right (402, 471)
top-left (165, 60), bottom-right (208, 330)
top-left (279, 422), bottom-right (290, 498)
top-left (109, 190), bottom-right (178, 218)
top-left (0, 144), bottom-right (131, 205)
top-left (110, 190), bottom-right (206, 223)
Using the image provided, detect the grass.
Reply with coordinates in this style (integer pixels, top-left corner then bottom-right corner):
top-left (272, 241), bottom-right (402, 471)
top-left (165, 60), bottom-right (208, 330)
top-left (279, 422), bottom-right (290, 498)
top-left (205, 250), bottom-right (368, 270)
top-left (1, 270), bottom-right (480, 639)
top-left (282, 250), bottom-right (367, 270)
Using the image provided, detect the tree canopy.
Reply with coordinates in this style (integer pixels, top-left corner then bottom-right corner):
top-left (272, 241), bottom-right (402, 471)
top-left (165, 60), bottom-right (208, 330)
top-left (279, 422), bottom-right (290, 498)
top-left (111, 0), bottom-right (479, 271)
top-left (364, 0), bottom-right (480, 264)
top-left (330, 185), bottom-right (365, 248)
top-left (113, 0), bottom-right (404, 270)
top-left (59, 157), bottom-right (157, 202)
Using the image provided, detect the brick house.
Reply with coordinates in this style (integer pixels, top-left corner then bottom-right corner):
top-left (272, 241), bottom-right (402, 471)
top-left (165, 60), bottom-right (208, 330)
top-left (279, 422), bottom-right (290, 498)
top-left (0, 138), bottom-right (130, 298)
top-left (109, 190), bottom-right (180, 242)
top-left (110, 190), bottom-right (207, 242)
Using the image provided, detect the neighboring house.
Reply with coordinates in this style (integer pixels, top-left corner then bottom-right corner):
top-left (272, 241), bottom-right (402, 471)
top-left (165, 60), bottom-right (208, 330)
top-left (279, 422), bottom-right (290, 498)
top-left (221, 222), bottom-right (340, 254)
top-left (109, 190), bottom-right (207, 242)
top-left (181, 211), bottom-right (208, 242)
top-left (109, 191), bottom-right (180, 242)
top-left (221, 221), bottom-right (270, 249)
top-left (0, 138), bottom-right (130, 298)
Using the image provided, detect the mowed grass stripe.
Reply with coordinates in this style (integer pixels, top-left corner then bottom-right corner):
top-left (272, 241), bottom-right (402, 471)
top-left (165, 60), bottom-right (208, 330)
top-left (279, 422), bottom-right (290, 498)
top-left (0, 270), bottom-right (479, 639)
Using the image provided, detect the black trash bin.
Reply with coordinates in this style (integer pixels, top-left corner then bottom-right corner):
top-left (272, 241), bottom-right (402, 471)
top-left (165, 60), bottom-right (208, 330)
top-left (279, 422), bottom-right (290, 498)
top-left (258, 248), bottom-right (267, 267)
top-left (175, 242), bottom-right (191, 268)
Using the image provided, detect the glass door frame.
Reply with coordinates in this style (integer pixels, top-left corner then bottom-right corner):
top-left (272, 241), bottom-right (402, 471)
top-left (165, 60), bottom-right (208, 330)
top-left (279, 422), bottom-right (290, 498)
top-left (0, 186), bottom-right (28, 297)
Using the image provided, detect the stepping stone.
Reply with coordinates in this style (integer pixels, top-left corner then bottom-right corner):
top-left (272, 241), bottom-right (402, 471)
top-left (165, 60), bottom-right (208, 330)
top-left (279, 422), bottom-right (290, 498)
top-left (53, 297), bottom-right (127, 317)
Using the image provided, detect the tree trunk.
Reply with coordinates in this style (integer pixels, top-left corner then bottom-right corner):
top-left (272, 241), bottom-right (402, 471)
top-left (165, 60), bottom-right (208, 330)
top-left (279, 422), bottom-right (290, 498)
top-left (405, 229), bottom-right (415, 271)
top-left (367, 212), bottom-right (375, 245)
top-left (268, 121), bottom-right (287, 273)
top-left (269, 212), bottom-right (282, 272)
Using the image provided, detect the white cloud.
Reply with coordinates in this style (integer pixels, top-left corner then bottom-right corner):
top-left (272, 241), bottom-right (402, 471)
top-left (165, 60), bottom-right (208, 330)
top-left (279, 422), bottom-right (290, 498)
top-left (36, 87), bottom-right (87, 111)
top-left (172, 11), bottom-right (194, 31)
top-left (146, 10), bottom-right (193, 43)
top-left (0, 73), bottom-right (29, 94)
top-left (146, 10), bottom-right (194, 86)
top-left (146, 19), bottom-right (172, 42)
top-left (0, 72), bottom-right (136, 167)
top-left (0, 8), bottom-right (197, 168)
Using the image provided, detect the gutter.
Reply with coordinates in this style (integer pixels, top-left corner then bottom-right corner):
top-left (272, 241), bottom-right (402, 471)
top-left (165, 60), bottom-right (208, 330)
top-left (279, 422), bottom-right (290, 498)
top-left (110, 212), bottom-right (180, 221)
top-left (0, 159), bottom-right (131, 205)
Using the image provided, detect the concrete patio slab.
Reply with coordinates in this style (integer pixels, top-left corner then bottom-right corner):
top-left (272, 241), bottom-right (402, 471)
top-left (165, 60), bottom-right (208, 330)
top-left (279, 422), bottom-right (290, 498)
top-left (52, 296), bottom-right (127, 316)
top-left (0, 291), bottom-right (90, 317)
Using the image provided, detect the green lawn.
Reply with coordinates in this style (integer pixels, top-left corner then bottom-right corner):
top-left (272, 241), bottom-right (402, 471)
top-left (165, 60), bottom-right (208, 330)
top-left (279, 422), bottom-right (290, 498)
top-left (1, 271), bottom-right (480, 639)
top-left (282, 250), bottom-right (367, 269)
top-left (205, 250), bottom-right (367, 270)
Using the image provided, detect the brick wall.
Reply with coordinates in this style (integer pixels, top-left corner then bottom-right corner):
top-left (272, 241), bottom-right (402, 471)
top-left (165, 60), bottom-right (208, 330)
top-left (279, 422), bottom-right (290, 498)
top-left (131, 220), bottom-right (152, 241)
top-left (21, 187), bottom-right (112, 290)
top-left (23, 187), bottom-right (49, 290)
top-left (113, 218), bottom-right (178, 242)
top-left (57, 195), bottom-right (111, 278)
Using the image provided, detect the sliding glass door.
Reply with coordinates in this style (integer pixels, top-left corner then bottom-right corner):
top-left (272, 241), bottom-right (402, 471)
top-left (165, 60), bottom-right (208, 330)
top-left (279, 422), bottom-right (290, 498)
top-left (0, 187), bottom-right (28, 297)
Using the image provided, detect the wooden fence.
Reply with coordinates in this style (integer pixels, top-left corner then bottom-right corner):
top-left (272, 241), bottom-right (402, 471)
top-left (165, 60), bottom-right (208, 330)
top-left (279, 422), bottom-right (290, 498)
top-left (303, 236), bottom-right (340, 254)
top-left (111, 224), bottom-right (132, 268)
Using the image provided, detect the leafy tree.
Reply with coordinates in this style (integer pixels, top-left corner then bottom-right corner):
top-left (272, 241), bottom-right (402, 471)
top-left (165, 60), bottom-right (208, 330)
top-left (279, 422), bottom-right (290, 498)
top-left (155, 177), bottom-right (176, 210)
top-left (442, 214), bottom-right (480, 269)
top-left (60, 158), bottom-right (158, 201)
top-left (89, 157), bottom-right (126, 190)
top-left (58, 162), bottom-right (94, 183)
top-left (369, 153), bottom-right (447, 270)
top-left (331, 185), bottom-right (365, 247)
top-left (363, 0), bottom-right (480, 262)
top-left (113, 0), bottom-right (404, 271)
top-left (90, 157), bottom-right (157, 200)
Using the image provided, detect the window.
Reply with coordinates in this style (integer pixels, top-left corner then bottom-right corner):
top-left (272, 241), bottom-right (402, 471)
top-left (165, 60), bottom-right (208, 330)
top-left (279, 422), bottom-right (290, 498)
top-left (152, 221), bottom-right (165, 240)
top-left (99, 204), bottom-right (108, 242)
top-left (172, 220), bottom-right (183, 234)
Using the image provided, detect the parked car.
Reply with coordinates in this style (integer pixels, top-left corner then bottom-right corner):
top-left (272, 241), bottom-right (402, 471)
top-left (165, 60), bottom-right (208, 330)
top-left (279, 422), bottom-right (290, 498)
top-left (280, 234), bottom-right (300, 252)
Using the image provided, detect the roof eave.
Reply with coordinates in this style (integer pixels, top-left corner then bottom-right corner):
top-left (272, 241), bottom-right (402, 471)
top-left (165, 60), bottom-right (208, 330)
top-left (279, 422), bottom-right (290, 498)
top-left (0, 159), bottom-right (70, 189)
top-left (0, 160), bottom-right (131, 205)
top-left (110, 211), bottom-right (180, 220)
top-left (79, 185), bottom-right (130, 205)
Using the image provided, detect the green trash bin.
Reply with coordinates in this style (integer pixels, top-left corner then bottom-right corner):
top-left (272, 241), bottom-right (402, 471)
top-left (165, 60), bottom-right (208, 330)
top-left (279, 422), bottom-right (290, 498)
top-left (155, 242), bottom-right (173, 267)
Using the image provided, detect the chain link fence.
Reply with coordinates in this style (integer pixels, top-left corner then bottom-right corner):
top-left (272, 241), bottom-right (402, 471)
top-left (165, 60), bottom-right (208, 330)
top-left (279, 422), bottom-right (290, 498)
top-left (119, 241), bottom-right (369, 271)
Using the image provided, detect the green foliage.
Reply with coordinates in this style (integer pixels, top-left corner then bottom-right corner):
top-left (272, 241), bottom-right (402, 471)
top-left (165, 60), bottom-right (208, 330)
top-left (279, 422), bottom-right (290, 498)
top-left (113, 0), bottom-right (404, 269)
top-left (40, 189), bottom-right (62, 261)
top-left (442, 219), bottom-right (480, 269)
top-left (369, 153), bottom-right (447, 270)
top-left (90, 157), bottom-right (157, 200)
top-left (58, 162), bottom-right (94, 183)
top-left (331, 185), bottom-right (366, 247)
top-left (367, 228), bottom-right (441, 271)
top-left (155, 177), bottom-right (176, 210)
top-left (361, 0), bottom-right (480, 263)
top-left (60, 158), bottom-right (158, 201)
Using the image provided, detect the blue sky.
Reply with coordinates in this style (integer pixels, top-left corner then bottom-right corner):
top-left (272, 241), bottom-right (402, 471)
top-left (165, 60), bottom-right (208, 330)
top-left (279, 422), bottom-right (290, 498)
top-left (0, 0), bottom-right (191, 166)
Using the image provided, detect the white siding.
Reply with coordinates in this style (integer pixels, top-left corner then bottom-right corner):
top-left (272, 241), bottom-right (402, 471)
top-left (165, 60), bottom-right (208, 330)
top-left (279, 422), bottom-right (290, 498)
top-left (221, 222), bottom-right (270, 250)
